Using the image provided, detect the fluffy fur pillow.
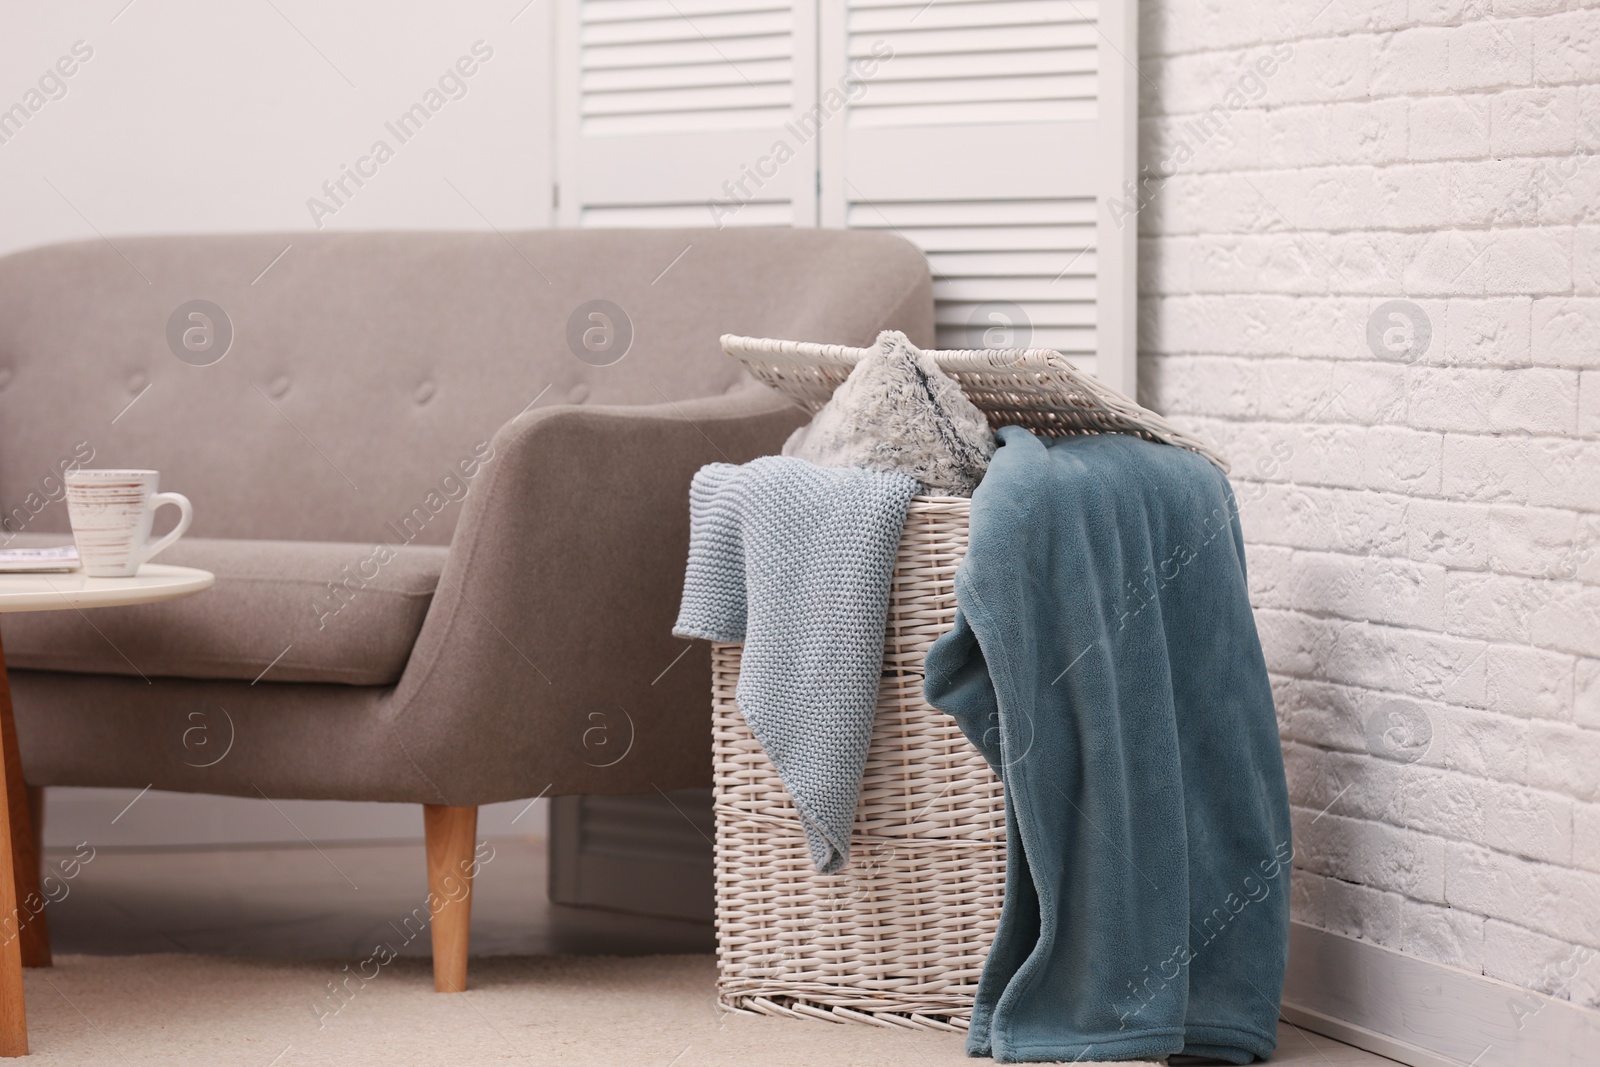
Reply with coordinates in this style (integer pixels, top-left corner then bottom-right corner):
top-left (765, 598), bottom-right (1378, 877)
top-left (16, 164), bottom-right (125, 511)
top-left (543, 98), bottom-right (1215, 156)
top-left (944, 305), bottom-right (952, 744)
top-left (782, 330), bottom-right (995, 496)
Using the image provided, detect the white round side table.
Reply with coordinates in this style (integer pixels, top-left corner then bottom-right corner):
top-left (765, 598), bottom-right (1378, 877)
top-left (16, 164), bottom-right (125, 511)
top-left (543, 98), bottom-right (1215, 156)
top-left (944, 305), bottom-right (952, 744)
top-left (0, 564), bottom-right (213, 1056)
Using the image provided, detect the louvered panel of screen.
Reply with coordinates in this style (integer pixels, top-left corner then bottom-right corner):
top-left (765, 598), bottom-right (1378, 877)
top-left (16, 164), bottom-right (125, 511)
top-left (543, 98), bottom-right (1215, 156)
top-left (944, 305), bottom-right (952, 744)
top-left (846, 0), bottom-right (1098, 127)
top-left (556, 0), bottom-right (1137, 389)
top-left (844, 196), bottom-right (1098, 358)
top-left (580, 202), bottom-right (794, 227)
top-left (820, 0), bottom-right (1136, 391)
top-left (580, 0), bottom-right (794, 136)
top-left (557, 0), bottom-right (818, 227)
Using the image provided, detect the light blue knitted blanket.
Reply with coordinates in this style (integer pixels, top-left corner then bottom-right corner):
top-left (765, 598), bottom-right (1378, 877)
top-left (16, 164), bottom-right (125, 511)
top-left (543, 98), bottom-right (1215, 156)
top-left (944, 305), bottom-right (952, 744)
top-left (673, 456), bottom-right (919, 873)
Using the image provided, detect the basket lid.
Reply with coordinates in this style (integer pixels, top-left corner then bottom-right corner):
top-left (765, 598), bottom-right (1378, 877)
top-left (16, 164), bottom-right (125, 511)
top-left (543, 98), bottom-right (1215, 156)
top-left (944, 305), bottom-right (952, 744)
top-left (721, 334), bottom-right (1230, 473)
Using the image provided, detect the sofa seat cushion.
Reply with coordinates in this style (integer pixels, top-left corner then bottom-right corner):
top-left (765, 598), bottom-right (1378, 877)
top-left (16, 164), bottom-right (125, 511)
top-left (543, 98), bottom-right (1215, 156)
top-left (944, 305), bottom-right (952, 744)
top-left (0, 535), bottom-right (447, 686)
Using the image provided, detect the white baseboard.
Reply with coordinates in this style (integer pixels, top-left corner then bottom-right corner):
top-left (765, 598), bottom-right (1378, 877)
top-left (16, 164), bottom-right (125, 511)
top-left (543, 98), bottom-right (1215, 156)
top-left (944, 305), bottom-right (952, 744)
top-left (1281, 1002), bottom-right (1466, 1067)
top-left (1284, 921), bottom-right (1599, 1067)
top-left (38, 786), bottom-right (549, 849)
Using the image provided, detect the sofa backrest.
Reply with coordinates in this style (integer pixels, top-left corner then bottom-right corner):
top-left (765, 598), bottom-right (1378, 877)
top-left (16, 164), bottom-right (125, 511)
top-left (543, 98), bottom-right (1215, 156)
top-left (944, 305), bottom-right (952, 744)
top-left (0, 228), bottom-right (932, 544)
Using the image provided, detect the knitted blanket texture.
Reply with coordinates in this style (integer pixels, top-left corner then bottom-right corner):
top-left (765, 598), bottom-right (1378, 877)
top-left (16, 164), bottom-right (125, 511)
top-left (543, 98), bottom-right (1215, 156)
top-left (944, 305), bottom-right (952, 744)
top-left (673, 456), bottom-right (918, 872)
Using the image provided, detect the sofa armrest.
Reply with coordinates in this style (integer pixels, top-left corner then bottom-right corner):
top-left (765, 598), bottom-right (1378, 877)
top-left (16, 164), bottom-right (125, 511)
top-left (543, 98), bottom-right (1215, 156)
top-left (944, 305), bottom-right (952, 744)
top-left (386, 388), bottom-right (807, 805)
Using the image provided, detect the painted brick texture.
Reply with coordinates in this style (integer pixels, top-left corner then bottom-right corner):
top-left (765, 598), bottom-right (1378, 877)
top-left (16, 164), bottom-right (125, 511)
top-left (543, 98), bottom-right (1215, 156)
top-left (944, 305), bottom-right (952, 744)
top-left (1140, 0), bottom-right (1600, 1011)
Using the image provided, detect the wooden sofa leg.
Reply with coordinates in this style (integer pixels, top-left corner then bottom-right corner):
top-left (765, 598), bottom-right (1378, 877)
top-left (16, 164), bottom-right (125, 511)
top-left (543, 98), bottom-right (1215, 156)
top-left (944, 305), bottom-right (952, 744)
top-left (423, 804), bottom-right (477, 993)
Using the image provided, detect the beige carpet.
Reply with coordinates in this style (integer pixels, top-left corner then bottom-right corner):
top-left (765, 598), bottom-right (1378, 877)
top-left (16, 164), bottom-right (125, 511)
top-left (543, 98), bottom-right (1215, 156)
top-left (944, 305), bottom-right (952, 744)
top-left (23, 953), bottom-right (983, 1066)
top-left (17, 953), bottom-right (1386, 1065)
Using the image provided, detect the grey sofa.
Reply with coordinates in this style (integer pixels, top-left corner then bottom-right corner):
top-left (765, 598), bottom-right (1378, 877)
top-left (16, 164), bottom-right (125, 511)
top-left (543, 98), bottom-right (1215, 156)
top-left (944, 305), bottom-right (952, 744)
top-left (0, 227), bottom-right (933, 989)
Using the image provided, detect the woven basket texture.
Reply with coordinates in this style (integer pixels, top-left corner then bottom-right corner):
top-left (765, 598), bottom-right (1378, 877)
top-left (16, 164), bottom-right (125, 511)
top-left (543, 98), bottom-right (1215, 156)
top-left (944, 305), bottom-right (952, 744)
top-left (721, 333), bottom-right (1229, 472)
top-left (711, 497), bottom-right (1005, 1030)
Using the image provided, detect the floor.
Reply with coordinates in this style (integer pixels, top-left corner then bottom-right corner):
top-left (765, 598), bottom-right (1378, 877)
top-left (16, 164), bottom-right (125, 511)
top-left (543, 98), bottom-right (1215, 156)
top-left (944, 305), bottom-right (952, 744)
top-left (33, 836), bottom-right (1401, 1065)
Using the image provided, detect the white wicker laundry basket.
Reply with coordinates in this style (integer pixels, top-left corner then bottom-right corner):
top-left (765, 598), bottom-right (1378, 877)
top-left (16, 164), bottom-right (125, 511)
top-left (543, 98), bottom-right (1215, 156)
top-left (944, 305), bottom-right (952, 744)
top-left (708, 335), bottom-right (1227, 1030)
top-left (711, 496), bottom-right (1005, 1031)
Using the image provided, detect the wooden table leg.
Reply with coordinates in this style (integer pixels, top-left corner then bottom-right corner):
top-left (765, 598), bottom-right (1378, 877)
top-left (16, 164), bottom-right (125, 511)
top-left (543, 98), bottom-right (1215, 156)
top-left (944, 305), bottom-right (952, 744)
top-left (0, 635), bottom-right (47, 971)
top-left (0, 630), bottom-right (28, 1055)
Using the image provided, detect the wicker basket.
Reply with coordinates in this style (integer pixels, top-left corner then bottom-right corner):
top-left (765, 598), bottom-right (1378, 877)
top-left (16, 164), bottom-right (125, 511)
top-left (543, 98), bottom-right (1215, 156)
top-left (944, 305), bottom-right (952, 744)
top-left (708, 336), bottom-right (1228, 1029)
top-left (711, 496), bottom-right (1005, 1031)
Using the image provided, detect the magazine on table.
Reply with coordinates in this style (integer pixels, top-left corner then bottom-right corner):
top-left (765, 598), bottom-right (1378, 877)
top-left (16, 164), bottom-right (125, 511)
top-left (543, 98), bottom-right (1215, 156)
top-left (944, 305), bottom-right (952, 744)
top-left (0, 545), bottom-right (80, 573)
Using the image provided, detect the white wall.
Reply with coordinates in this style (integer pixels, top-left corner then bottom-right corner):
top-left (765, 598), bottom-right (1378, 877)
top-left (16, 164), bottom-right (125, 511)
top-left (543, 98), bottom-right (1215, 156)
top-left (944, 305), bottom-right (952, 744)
top-left (1138, 0), bottom-right (1599, 1018)
top-left (1, 0), bottom-right (556, 845)
top-left (0, 0), bottom-right (553, 260)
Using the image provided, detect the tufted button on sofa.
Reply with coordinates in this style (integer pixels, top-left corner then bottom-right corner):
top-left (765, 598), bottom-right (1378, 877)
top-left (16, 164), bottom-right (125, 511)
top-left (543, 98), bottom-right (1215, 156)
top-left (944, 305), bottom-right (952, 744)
top-left (0, 227), bottom-right (934, 991)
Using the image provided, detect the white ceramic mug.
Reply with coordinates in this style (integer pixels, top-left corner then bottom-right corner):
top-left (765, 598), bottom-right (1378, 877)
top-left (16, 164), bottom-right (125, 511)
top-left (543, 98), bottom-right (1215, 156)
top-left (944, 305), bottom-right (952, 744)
top-left (64, 469), bottom-right (193, 577)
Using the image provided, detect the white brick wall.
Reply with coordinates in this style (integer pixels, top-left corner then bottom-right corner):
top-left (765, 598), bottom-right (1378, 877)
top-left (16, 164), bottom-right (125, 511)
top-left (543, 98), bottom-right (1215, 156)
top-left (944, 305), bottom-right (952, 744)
top-left (1140, 0), bottom-right (1600, 1009)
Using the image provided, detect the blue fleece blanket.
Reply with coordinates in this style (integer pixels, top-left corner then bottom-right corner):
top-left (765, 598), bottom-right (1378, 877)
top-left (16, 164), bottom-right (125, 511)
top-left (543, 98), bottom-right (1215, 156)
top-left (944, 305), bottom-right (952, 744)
top-left (925, 427), bottom-right (1291, 1064)
top-left (674, 456), bottom-right (919, 873)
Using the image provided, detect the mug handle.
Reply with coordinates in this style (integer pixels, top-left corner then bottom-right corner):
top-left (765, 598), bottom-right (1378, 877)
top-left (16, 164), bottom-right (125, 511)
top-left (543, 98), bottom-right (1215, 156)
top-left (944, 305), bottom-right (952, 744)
top-left (138, 492), bottom-right (193, 567)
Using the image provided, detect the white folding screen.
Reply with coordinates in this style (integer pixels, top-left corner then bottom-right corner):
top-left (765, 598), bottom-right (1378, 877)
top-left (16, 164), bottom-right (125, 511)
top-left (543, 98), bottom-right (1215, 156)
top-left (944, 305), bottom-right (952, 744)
top-left (555, 0), bottom-right (1137, 391)
top-left (555, 0), bottom-right (818, 228)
